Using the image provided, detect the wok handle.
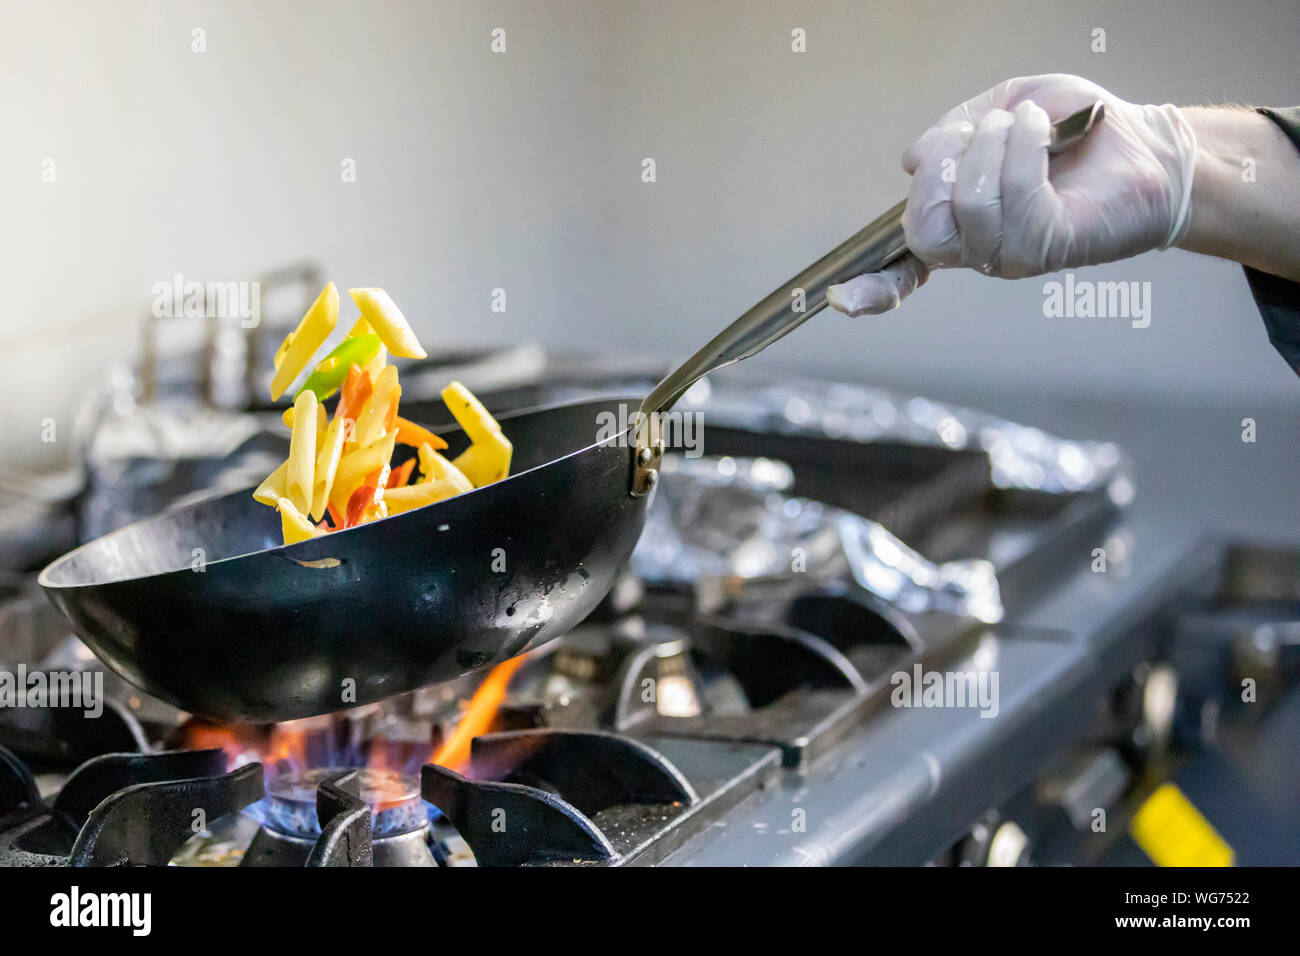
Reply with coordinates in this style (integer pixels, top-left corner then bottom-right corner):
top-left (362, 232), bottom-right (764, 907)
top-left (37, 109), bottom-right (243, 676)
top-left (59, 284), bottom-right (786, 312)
top-left (630, 99), bottom-right (1104, 496)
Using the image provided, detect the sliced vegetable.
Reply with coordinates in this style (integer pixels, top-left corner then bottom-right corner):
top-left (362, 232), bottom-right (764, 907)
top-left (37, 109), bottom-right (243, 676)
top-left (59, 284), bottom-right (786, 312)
top-left (387, 458), bottom-right (416, 489)
top-left (394, 416), bottom-right (448, 450)
top-left (295, 334), bottom-right (382, 402)
top-left (336, 364), bottom-right (373, 424)
top-left (344, 485), bottom-right (375, 529)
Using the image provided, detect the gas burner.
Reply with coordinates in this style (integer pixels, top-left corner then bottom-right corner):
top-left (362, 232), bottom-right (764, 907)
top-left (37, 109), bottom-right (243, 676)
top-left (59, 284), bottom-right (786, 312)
top-left (263, 767), bottom-right (425, 839)
top-left (243, 767), bottom-right (434, 867)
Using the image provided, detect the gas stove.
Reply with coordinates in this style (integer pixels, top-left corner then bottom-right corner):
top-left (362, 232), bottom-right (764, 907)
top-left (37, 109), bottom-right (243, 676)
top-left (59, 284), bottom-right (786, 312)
top-left (1, 358), bottom-right (1296, 868)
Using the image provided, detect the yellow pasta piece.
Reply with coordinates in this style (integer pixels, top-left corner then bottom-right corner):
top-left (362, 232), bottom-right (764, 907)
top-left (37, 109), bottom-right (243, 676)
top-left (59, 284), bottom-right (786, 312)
top-left (418, 442), bottom-right (473, 492)
top-left (270, 283), bottom-right (339, 400)
top-left (354, 365), bottom-right (399, 449)
top-left (311, 416), bottom-right (348, 521)
top-left (283, 403), bottom-right (328, 450)
top-left (329, 429), bottom-right (397, 514)
top-left (453, 438), bottom-right (511, 487)
top-left (384, 479), bottom-right (465, 515)
top-left (286, 390), bottom-right (318, 515)
top-left (440, 381), bottom-right (501, 444)
top-left (277, 497), bottom-right (321, 545)
top-left (348, 288), bottom-right (427, 359)
top-left (440, 381), bottom-right (512, 487)
top-left (253, 460), bottom-right (289, 506)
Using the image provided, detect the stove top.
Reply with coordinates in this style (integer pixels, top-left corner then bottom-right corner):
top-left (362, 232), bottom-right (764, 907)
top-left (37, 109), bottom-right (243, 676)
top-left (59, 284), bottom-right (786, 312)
top-left (2, 362), bottom-right (1296, 869)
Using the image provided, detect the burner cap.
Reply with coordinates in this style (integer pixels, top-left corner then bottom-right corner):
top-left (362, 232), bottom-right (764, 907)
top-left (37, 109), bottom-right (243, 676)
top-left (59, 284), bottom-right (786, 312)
top-left (262, 767), bottom-right (425, 839)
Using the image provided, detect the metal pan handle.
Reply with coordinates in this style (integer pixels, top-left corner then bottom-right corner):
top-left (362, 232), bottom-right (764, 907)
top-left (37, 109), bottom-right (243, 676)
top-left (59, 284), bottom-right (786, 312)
top-left (630, 100), bottom-right (1105, 495)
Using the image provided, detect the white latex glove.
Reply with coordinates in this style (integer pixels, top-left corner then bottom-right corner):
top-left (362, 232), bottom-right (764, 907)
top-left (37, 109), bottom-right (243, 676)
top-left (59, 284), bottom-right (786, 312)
top-left (827, 74), bottom-right (1198, 316)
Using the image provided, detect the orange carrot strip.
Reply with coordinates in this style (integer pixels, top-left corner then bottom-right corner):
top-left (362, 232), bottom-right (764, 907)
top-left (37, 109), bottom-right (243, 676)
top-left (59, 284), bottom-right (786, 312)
top-left (327, 501), bottom-right (345, 528)
top-left (336, 364), bottom-right (373, 423)
top-left (383, 385), bottom-right (402, 432)
top-left (394, 416), bottom-right (448, 450)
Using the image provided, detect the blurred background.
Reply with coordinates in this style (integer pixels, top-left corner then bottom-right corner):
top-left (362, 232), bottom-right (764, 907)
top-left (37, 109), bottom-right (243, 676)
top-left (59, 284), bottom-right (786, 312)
top-left (3, 0), bottom-right (1298, 465)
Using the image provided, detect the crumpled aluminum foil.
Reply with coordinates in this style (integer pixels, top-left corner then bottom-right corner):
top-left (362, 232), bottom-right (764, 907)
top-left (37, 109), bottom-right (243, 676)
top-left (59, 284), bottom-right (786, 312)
top-left (680, 371), bottom-right (1133, 501)
top-left (630, 456), bottom-right (1005, 623)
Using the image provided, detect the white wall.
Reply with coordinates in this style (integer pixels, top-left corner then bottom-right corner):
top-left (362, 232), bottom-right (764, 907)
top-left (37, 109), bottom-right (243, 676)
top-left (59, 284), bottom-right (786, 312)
top-left (3, 0), bottom-right (1297, 466)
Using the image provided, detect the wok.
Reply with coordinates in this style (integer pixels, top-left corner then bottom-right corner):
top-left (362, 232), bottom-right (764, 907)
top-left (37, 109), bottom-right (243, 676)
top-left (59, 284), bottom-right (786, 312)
top-left (40, 103), bottom-right (1104, 722)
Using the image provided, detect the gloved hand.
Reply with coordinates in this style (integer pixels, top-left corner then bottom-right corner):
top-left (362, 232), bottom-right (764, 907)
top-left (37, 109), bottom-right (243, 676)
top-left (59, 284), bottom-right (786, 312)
top-left (827, 74), bottom-right (1198, 316)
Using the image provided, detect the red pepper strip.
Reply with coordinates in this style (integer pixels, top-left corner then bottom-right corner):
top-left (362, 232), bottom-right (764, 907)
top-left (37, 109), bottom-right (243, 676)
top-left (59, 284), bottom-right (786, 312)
top-left (327, 501), bottom-right (345, 529)
top-left (344, 485), bottom-right (376, 529)
top-left (336, 364), bottom-right (373, 423)
top-left (394, 416), bottom-right (449, 450)
top-left (364, 468), bottom-right (383, 488)
top-left (386, 458), bottom-right (415, 489)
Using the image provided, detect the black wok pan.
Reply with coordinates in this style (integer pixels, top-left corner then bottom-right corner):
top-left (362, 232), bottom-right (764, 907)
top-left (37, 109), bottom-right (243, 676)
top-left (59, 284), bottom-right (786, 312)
top-left (39, 103), bottom-right (1104, 722)
top-left (40, 398), bottom-right (647, 722)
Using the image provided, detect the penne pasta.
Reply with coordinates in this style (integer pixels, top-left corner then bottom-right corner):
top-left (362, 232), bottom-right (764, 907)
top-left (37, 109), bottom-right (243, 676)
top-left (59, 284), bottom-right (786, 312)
top-left (277, 497), bottom-right (322, 545)
top-left (384, 479), bottom-right (465, 515)
top-left (311, 416), bottom-right (348, 521)
top-left (354, 365), bottom-right (399, 449)
top-left (270, 283), bottom-right (339, 400)
top-left (282, 402), bottom-right (328, 449)
top-left (441, 380), bottom-right (512, 487)
top-left (418, 442), bottom-right (474, 492)
top-left (329, 429), bottom-right (396, 515)
top-left (286, 390), bottom-right (318, 515)
top-left (253, 459), bottom-right (289, 506)
top-left (440, 381), bottom-right (501, 444)
top-left (253, 285), bottom-right (507, 543)
top-left (348, 288), bottom-right (427, 359)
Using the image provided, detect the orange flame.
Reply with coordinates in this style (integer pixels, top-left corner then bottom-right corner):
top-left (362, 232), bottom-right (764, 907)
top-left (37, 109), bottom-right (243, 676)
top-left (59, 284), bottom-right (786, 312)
top-left (172, 721), bottom-right (268, 766)
top-left (266, 718), bottom-right (317, 769)
top-left (431, 656), bottom-right (525, 771)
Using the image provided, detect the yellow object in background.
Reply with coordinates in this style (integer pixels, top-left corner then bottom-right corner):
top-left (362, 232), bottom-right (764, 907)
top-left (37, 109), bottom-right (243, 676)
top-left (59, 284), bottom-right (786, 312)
top-left (1130, 783), bottom-right (1235, 867)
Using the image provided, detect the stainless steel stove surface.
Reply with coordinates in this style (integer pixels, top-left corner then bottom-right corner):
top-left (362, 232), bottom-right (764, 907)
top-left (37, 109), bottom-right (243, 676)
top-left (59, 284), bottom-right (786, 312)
top-left (1, 361), bottom-right (1296, 868)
